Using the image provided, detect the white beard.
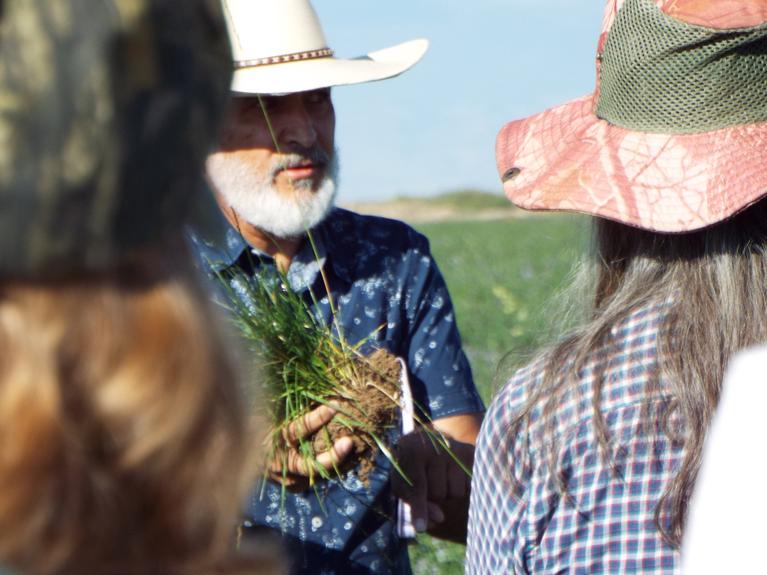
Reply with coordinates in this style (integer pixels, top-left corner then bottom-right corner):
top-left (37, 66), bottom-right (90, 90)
top-left (207, 150), bottom-right (339, 239)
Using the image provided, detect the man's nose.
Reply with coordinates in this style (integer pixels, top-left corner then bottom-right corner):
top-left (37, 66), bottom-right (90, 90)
top-left (277, 99), bottom-right (317, 150)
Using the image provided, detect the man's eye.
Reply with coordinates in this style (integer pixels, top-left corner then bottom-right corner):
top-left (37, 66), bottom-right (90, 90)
top-left (306, 90), bottom-right (330, 105)
top-left (258, 97), bottom-right (281, 111)
top-left (234, 97), bottom-right (278, 120)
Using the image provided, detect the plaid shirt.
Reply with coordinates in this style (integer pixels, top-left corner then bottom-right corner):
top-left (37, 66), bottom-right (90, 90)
top-left (466, 303), bottom-right (684, 574)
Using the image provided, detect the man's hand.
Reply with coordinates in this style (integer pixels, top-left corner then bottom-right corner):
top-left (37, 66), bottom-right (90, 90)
top-left (267, 404), bottom-right (353, 492)
top-left (390, 413), bottom-right (483, 543)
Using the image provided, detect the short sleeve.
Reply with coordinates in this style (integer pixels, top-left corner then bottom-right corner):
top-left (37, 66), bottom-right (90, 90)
top-left (466, 375), bottom-right (532, 574)
top-left (401, 233), bottom-right (484, 420)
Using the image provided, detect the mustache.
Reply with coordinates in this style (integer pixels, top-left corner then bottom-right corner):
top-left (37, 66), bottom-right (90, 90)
top-left (270, 146), bottom-right (332, 176)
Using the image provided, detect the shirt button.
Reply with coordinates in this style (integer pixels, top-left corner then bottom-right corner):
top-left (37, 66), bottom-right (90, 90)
top-left (311, 516), bottom-right (324, 530)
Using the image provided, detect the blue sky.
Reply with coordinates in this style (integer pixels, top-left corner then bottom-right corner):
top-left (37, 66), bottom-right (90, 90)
top-left (313, 1), bottom-right (604, 201)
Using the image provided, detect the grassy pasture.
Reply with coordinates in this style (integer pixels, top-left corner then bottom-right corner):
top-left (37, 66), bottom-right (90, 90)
top-left (418, 212), bottom-right (590, 401)
top-left (393, 189), bottom-right (515, 212)
top-left (405, 210), bottom-right (590, 573)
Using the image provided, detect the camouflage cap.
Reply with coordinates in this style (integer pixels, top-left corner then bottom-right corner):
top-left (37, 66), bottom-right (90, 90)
top-left (0, 0), bottom-right (232, 277)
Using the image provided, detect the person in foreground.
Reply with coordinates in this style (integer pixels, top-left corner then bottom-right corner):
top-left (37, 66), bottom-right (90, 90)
top-left (0, 1), bottom-right (279, 573)
top-left (682, 346), bottom-right (767, 574)
top-left (466, 0), bottom-right (767, 572)
top-left (192, 0), bottom-right (484, 572)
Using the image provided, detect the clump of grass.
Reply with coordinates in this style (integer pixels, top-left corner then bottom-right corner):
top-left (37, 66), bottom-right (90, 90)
top-left (217, 259), bottom-right (405, 487)
top-left (213, 241), bottom-right (473, 507)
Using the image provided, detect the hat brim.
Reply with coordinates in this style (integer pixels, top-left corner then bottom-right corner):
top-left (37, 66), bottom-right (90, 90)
top-left (496, 94), bottom-right (767, 233)
top-left (231, 38), bottom-right (428, 95)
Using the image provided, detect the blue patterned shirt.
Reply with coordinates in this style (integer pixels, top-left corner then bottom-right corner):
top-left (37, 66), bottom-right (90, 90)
top-left (466, 303), bottom-right (683, 574)
top-left (191, 207), bottom-right (484, 575)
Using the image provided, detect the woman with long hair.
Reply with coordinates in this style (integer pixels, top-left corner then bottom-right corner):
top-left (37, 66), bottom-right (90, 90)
top-left (466, 0), bottom-right (767, 572)
top-left (0, 1), bottom-right (278, 573)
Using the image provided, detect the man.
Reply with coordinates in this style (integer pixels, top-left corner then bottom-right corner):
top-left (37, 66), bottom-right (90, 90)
top-left (192, 1), bottom-right (485, 573)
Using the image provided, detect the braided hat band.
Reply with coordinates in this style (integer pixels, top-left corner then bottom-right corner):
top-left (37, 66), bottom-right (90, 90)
top-left (235, 48), bottom-right (335, 70)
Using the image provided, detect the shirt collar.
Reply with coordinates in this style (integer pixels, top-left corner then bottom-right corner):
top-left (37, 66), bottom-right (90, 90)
top-left (191, 207), bottom-right (354, 290)
top-left (190, 210), bottom-right (248, 273)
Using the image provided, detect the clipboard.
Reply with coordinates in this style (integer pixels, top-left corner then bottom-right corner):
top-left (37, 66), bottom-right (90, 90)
top-left (396, 357), bottom-right (416, 539)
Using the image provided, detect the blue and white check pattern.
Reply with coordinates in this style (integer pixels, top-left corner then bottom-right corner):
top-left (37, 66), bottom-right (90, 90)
top-left (467, 303), bottom-right (683, 574)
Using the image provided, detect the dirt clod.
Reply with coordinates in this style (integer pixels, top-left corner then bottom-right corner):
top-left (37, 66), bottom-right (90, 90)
top-left (311, 348), bottom-right (401, 484)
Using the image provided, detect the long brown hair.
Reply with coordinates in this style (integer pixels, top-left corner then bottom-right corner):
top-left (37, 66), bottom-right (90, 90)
top-left (512, 199), bottom-right (767, 547)
top-left (0, 243), bottom-right (263, 574)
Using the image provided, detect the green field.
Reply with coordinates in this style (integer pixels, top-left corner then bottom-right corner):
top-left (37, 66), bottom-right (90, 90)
top-left (419, 213), bottom-right (590, 400)
top-left (406, 211), bottom-right (590, 574)
top-left (392, 189), bottom-right (516, 213)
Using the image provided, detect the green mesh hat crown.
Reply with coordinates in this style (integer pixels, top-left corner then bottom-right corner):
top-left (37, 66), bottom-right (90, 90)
top-left (495, 0), bottom-right (767, 233)
top-left (0, 0), bottom-right (232, 278)
top-left (596, 0), bottom-right (767, 134)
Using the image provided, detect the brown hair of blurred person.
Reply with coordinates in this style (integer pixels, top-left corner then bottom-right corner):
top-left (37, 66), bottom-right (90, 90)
top-left (0, 247), bottom-right (280, 575)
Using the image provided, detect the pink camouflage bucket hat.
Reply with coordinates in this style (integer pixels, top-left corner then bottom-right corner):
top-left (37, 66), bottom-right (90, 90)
top-left (496, 0), bottom-right (767, 232)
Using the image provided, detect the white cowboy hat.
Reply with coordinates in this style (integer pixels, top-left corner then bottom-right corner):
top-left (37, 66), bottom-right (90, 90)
top-left (221, 0), bottom-right (429, 95)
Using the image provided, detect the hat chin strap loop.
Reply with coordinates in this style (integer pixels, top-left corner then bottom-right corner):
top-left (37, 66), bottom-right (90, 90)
top-left (234, 47), bottom-right (334, 70)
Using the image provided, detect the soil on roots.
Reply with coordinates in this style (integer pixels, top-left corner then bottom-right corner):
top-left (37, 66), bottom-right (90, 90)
top-left (312, 348), bottom-right (401, 484)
